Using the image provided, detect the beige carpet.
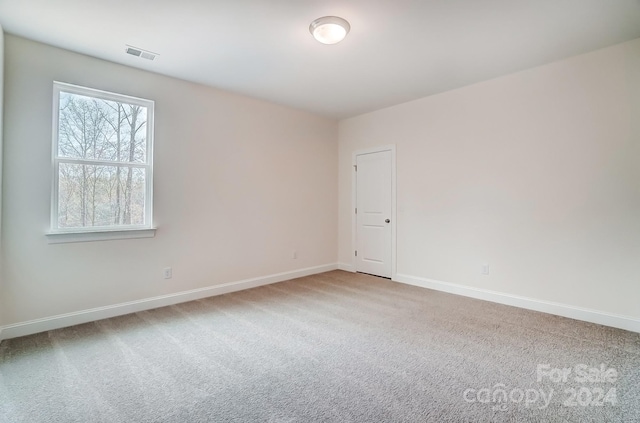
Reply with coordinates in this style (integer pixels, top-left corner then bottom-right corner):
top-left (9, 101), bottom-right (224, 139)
top-left (1, 270), bottom-right (639, 422)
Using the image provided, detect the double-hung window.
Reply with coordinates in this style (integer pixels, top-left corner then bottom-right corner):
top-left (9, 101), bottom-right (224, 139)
top-left (49, 82), bottom-right (155, 242)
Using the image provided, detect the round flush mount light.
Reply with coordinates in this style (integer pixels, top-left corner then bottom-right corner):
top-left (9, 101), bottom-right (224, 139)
top-left (309, 16), bottom-right (350, 45)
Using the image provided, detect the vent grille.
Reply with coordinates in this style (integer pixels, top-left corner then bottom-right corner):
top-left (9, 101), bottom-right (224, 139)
top-left (125, 45), bottom-right (158, 61)
top-left (140, 51), bottom-right (156, 60)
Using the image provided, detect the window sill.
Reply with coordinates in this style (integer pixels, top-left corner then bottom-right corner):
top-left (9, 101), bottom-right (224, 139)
top-left (46, 228), bottom-right (156, 244)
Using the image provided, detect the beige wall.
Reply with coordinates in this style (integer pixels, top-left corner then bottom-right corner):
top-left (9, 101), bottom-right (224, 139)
top-left (339, 38), bottom-right (640, 320)
top-left (0, 25), bottom-right (4, 328)
top-left (2, 35), bottom-right (338, 325)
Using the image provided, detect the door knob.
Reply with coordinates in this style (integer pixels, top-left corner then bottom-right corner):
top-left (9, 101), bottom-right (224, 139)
top-left (385, 219), bottom-right (390, 223)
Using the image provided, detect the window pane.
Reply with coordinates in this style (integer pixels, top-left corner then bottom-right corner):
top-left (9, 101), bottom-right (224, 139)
top-left (58, 163), bottom-right (147, 228)
top-left (58, 92), bottom-right (147, 163)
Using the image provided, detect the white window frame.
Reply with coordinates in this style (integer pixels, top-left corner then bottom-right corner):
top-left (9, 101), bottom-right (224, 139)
top-left (47, 82), bottom-right (155, 243)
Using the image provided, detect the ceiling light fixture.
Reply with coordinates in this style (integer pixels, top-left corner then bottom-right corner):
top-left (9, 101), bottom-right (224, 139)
top-left (309, 16), bottom-right (350, 45)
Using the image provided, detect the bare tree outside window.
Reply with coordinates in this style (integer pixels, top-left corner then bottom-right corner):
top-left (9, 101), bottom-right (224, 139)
top-left (52, 83), bottom-right (154, 232)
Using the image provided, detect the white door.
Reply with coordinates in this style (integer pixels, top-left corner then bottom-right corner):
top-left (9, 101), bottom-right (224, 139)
top-left (356, 150), bottom-right (392, 278)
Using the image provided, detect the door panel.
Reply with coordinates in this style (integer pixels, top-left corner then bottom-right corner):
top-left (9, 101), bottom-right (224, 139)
top-left (356, 150), bottom-right (392, 278)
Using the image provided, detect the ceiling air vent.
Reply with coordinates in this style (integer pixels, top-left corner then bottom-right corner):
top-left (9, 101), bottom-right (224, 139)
top-left (125, 45), bottom-right (158, 61)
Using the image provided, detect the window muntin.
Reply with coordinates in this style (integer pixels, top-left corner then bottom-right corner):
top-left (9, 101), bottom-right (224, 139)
top-left (51, 82), bottom-right (154, 233)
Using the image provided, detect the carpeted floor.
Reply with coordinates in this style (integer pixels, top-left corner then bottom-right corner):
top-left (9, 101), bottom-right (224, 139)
top-left (1, 270), bottom-right (639, 422)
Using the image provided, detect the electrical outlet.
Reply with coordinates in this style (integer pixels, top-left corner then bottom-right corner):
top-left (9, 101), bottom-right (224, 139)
top-left (481, 264), bottom-right (490, 275)
top-left (163, 267), bottom-right (172, 279)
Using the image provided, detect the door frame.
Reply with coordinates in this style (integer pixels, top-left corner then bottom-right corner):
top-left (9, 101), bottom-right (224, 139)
top-left (351, 144), bottom-right (397, 280)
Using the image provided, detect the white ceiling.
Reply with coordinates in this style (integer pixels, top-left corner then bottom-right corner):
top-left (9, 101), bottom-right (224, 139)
top-left (1, 0), bottom-right (640, 119)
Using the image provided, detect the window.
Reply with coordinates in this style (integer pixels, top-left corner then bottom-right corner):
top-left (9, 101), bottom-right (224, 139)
top-left (48, 82), bottom-right (155, 242)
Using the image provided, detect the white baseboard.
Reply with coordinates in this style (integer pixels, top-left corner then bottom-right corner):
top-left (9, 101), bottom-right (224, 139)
top-left (0, 263), bottom-right (338, 341)
top-left (394, 273), bottom-right (640, 334)
top-left (338, 262), bottom-right (355, 272)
